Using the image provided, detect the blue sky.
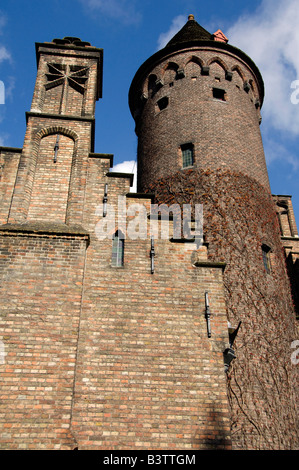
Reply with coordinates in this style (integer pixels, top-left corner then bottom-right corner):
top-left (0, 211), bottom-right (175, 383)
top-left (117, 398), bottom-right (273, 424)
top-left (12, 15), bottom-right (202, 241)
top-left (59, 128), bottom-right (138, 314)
top-left (0, 0), bottom-right (299, 222)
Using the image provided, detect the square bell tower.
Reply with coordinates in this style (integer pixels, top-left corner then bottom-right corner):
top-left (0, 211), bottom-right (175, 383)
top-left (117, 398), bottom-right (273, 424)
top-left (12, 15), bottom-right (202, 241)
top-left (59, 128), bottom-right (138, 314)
top-left (7, 37), bottom-right (103, 225)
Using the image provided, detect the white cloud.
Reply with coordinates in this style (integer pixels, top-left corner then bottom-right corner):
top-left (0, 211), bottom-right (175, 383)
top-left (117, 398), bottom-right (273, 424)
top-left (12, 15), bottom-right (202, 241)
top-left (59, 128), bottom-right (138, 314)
top-left (157, 15), bottom-right (186, 50)
top-left (0, 13), bottom-right (11, 64)
top-left (110, 160), bottom-right (137, 192)
top-left (79, 0), bottom-right (142, 25)
top-left (4, 76), bottom-right (15, 100)
top-left (227, 0), bottom-right (299, 136)
top-left (263, 136), bottom-right (299, 172)
top-left (0, 45), bottom-right (11, 64)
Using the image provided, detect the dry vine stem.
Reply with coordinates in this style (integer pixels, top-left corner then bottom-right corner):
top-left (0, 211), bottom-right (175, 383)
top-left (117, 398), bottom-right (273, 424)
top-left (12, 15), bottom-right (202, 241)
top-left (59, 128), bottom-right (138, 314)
top-left (147, 168), bottom-right (298, 450)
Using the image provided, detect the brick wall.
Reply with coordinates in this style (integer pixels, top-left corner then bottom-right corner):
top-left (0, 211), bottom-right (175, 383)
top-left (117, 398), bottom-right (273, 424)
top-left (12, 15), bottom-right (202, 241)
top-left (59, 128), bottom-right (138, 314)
top-left (7, 116), bottom-right (94, 225)
top-left (27, 134), bottom-right (74, 222)
top-left (0, 226), bottom-right (88, 449)
top-left (0, 156), bottom-right (233, 450)
top-left (273, 195), bottom-right (299, 317)
top-left (31, 45), bottom-right (101, 117)
top-left (69, 164), bottom-right (232, 449)
top-left (0, 148), bottom-right (21, 224)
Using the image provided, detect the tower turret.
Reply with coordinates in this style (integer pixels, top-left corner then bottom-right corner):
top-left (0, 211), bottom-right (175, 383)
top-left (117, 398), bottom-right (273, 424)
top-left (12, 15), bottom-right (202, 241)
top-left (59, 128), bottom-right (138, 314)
top-left (129, 15), bottom-right (267, 192)
top-left (129, 16), bottom-right (298, 450)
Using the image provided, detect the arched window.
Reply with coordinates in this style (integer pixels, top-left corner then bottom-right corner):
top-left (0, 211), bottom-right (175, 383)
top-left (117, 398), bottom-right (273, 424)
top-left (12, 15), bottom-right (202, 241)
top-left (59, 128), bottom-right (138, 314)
top-left (148, 74), bottom-right (157, 96)
top-left (163, 62), bottom-right (179, 85)
top-left (112, 230), bottom-right (124, 267)
top-left (27, 133), bottom-right (74, 222)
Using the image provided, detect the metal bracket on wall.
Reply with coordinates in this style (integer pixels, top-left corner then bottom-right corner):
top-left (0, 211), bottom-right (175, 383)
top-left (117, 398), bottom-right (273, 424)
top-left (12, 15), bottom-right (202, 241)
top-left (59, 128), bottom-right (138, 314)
top-left (103, 183), bottom-right (108, 217)
top-left (150, 236), bottom-right (155, 274)
top-left (205, 291), bottom-right (211, 338)
top-left (53, 135), bottom-right (60, 163)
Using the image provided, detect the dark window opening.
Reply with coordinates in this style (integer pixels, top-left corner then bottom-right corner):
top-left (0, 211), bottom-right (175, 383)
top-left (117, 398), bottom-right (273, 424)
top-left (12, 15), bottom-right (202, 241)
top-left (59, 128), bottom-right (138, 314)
top-left (213, 87), bottom-right (226, 101)
top-left (262, 244), bottom-right (271, 274)
top-left (181, 143), bottom-right (194, 168)
top-left (244, 81), bottom-right (251, 93)
top-left (157, 96), bottom-right (169, 111)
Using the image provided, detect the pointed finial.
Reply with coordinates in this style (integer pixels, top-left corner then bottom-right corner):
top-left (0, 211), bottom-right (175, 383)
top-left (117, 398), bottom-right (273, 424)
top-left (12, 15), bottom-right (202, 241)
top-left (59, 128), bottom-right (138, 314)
top-left (188, 14), bottom-right (195, 21)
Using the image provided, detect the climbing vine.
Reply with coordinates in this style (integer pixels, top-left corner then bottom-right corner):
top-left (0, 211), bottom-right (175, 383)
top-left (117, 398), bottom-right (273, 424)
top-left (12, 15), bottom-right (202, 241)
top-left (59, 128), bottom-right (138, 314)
top-left (146, 168), bottom-right (298, 450)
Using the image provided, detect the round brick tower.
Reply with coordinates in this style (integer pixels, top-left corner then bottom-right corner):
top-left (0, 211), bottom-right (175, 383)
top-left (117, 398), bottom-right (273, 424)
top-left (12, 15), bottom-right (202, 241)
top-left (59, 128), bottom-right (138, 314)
top-left (129, 14), bottom-right (268, 193)
top-left (129, 16), bottom-right (298, 450)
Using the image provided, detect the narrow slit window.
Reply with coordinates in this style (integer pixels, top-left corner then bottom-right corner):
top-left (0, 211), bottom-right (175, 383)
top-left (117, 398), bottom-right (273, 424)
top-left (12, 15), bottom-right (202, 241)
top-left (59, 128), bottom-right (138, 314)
top-left (262, 244), bottom-right (271, 274)
top-left (181, 143), bottom-right (194, 168)
top-left (112, 230), bottom-right (124, 267)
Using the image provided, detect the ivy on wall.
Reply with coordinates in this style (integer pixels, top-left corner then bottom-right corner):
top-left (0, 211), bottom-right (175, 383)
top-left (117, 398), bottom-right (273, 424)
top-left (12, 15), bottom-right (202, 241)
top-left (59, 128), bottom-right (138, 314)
top-left (146, 167), bottom-right (298, 450)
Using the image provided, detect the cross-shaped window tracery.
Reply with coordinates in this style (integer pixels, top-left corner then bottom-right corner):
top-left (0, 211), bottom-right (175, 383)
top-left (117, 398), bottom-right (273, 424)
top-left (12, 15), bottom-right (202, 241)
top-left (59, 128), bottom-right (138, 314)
top-left (45, 63), bottom-right (89, 95)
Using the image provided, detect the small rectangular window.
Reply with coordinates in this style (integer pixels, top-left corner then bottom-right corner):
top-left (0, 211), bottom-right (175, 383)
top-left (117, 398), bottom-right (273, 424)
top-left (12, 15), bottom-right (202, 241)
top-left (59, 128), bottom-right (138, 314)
top-left (181, 143), bottom-right (194, 168)
top-left (262, 245), bottom-right (271, 274)
top-left (156, 96), bottom-right (169, 112)
top-left (112, 231), bottom-right (124, 267)
top-left (213, 88), bottom-right (226, 101)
